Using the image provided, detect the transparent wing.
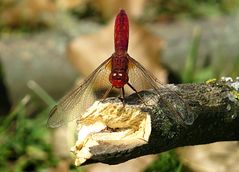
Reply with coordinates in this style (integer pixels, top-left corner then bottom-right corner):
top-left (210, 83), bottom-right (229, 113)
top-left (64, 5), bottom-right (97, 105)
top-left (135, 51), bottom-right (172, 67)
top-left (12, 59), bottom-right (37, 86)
top-left (127, 55), bottom-right (194, 125)
top-left (47, 57), bottom-right (112, 128)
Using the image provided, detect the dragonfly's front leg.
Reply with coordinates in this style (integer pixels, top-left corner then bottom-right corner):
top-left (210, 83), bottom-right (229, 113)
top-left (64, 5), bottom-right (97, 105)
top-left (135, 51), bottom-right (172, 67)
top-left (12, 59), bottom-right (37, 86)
top-left (118, 87), bottom-right (126, 106)
top-left (127, 82), bottom-right (147, 106)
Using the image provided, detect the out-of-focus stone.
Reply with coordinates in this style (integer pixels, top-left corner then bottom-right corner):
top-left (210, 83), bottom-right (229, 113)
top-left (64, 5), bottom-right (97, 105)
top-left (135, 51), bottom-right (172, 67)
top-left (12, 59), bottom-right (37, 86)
top-left (85, 155), bottom-right (156, 172)
top-left (177, 142), bottom-right (239, 172)
top-left (0, 32), bottom-right (78, 104)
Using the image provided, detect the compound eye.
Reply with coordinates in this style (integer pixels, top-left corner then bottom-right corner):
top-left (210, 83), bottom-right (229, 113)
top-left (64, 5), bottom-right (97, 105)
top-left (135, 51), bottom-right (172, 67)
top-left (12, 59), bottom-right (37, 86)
top-left (113, 73), bottom-right (117, 76)
top-left (118, 73), bottom-right (123, 77)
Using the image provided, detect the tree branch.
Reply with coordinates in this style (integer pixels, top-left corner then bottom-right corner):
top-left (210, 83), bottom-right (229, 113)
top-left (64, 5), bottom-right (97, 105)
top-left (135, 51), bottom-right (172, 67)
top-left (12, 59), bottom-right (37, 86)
top-left (70, 78), bottom-right (239, 166)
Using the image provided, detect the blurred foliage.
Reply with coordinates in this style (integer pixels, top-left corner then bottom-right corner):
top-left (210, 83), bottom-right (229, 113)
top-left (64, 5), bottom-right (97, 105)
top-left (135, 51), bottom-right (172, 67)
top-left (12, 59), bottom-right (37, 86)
top-left (0, 24), bottom-right (47, 36)
top-left (144, 150), bottom-right (184, 172)
top-left (143, 0), bottom-right (239, 22)
top-left (69, 0), bottom-right (239, 23)
top-left (181, 24), bottom-right (239, 83)
top-left (0, 95), bottom-right (58, 172)
top-left (183, 27), bottom-right (201, 83)
top-left (70, 3), bottom-right (105, 23)
top-left (0, 81), bottom-right (87, 171)
top-left (0, 0), bottom-right (56, 34)
top-left (183, 26), bottom-right (214, 83)
top-left (1, 0), bottom-right (239, 33)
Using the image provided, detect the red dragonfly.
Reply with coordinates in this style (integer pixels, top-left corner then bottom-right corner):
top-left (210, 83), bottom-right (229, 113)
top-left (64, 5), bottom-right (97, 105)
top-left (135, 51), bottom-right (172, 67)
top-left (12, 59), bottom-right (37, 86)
top-left (47, 9), bottom-right (194, 128)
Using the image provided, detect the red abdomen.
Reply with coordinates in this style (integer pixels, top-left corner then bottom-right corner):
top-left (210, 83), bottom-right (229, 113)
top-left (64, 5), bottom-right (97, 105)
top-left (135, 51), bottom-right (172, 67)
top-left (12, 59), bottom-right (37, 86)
top-left (114, 9), bottom-right (129, 53)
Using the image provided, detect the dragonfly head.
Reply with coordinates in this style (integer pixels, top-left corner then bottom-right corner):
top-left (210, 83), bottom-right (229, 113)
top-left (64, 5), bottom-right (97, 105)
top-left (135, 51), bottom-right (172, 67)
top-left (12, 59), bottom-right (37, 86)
top-left (109, 71), bottom-right (128, 88)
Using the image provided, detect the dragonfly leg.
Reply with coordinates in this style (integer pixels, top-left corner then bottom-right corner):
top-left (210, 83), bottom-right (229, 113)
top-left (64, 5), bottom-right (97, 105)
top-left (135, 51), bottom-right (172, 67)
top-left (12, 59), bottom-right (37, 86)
top-left (127, 82), bottom-right (147, 106)
top-left (118, 87), bottom-right (125, 105)
top-left (102, 86), bottom-right (113, 100)
top-left (122, 87), bottom-right (125, 99)
top-left (121, 87), bottom-right (126, 106)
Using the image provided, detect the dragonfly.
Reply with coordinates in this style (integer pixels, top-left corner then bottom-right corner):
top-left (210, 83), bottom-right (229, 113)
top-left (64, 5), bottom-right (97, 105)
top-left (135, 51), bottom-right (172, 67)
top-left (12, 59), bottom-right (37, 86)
top-left (47, 9), bottom-right (194, 128)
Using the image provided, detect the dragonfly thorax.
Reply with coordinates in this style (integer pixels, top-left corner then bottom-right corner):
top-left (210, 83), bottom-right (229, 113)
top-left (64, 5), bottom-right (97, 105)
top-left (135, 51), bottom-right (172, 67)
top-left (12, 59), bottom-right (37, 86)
top-left (109, 71), bottom-right (128, 88)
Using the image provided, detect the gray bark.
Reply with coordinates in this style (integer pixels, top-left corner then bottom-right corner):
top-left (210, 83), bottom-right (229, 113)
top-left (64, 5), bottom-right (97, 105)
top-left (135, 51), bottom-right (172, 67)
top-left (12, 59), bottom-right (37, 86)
top-left (82, 79), bottom-right (239, 165)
